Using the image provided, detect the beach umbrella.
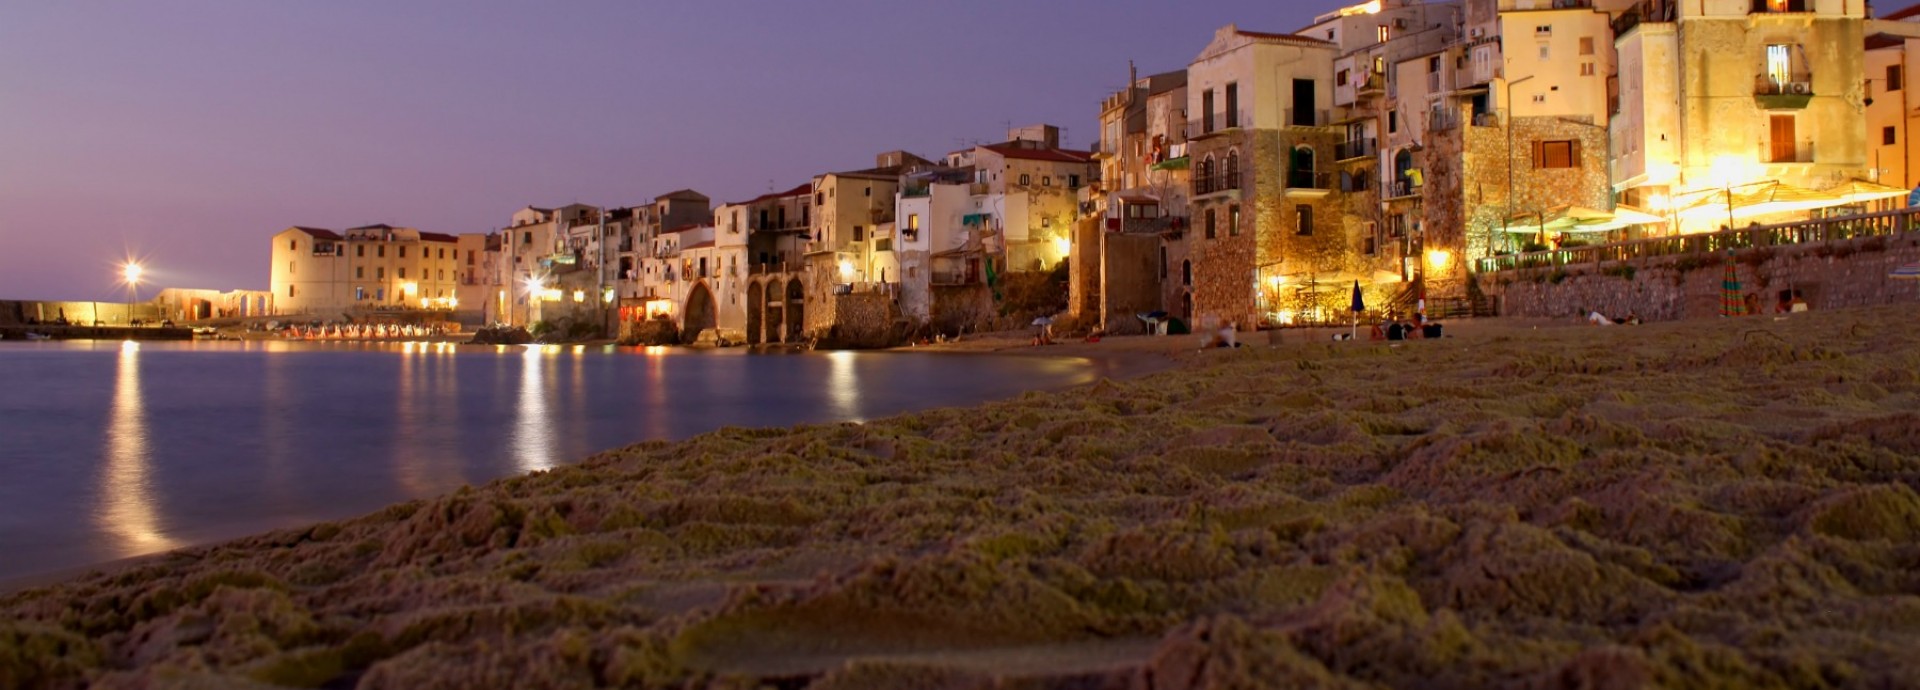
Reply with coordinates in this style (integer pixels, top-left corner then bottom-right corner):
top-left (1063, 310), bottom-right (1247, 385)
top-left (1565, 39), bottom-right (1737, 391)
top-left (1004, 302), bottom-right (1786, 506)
top-left (1822, 179), bottom-right (1909, 205)
top-left (1349, 281), bottom-right (1365, 340)
top-left (1720, 252), bottom-right (1745, 317)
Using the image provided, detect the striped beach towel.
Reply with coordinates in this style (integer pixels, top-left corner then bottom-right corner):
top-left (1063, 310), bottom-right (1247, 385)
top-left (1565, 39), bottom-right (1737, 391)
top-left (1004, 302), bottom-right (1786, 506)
top-left (1720, 254), bottom-right (1745, 317)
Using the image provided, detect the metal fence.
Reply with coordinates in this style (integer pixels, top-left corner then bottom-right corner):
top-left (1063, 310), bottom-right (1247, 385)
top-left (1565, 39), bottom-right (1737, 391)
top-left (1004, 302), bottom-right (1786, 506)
top-left (1475, 206), bottom-right (1920, 273)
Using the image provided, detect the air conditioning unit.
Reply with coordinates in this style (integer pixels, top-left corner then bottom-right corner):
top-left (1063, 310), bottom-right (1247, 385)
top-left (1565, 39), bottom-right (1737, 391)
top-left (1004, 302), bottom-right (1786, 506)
top-left (1470, 28), bottom-right (1484, 39)
top-left (1788, 82), bottom-right (1810, 94)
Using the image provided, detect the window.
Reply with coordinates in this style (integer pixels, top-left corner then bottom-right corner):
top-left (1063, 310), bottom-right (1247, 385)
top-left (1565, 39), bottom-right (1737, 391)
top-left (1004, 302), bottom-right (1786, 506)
top-left (1202, 89), bottom-right (1215, 133)
top-left (1228, 205), bottom-right (1241, 236)
top-left (1581, 63), bottom-right (1596, 76)
top-left (1539, 45), bottom-right (1550, 61)
top-left (356, 245), bottom-right (365, 257)
top-left (399, 246), bottom-right (407, 259)
top-left (355, 287), bottom-right (365, 301)
top-left (1377, 25), bottom-right (1390, 43)
top-left (289, 239), bottom-right (297, 251)
top-left (438, 270), bottom-right (445, 281)
top-left (1020, 174), bottom-right (1031, 185)
top-left (1769, 114), bottom-right (1798, 162)
top-left (1364, 222), bottom-right (1379, 255)
top-left (376, 288), bottom-right (384, 301)
top-left (1225, 82), bottom-right (1239, 128)
top-left (1886, 126), bottom-right (1898, 146)
top-left (377, 267), bottom-right (385, 279)
top-left (377, 246), bottom-right (386, 258)
top-left (1205, 208), bottom-right (1217, 239)
top-left (1042, 176), bottom-right (1051, 186)
top-left (1536, 25), bottom-right (1552, 35)
top-left (815, 192), bottom-right (824, 205)
top-left (853, 225), bottom-right (865, 242)
top-left (438, 248), bottom-right (445, 259)
top-left (1580, 37), bottom-right (1595, 55)
top-left (522, 232), bottom-right (531, 244)
top-left (1069, 174), bottom-right (1080, 187)
top-left (289, 284), bottom-right (296, 297)
top-left (288, 260), bottom-right (295, 275)
top-left (356, 267), bottom-right (364, 279)
top-left (399, 267), bottom-right (407, 280)
top-left (1428, 56), bottom-right (1440, 73)
top-left (1296, 205), bottom-right (1313, 236)
top-left (1160, 247), bottom-right (1168, 278)
top-left (1337, 69), bottom-right (1349, 86)
top-left (1535, 140), bottom-right (1578, 168)
top-left (1182, 260), bottom-right (1192, 286)
top-left (1891, 65), bottom-right (1905, 91)
top-left (907, 213), bottom-right (920, 231)
top-left (1389, 110), bottom-right (1399, 134)
top-left (863, 186), bottom-right (870, 197)
top-left (1766, 44), bottom-right (1793, 84)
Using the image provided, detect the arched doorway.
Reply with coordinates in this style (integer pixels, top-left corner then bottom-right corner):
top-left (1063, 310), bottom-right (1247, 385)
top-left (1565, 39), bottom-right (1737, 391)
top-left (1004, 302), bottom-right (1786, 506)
top-left (786, 279), bottom-right (805, 342)
top-left (745, 281), bottom-right (764, 345)
top-left (1393, 149), bottom-right (1414, 193)
top-left (684, 283), bottom-right (717, 338)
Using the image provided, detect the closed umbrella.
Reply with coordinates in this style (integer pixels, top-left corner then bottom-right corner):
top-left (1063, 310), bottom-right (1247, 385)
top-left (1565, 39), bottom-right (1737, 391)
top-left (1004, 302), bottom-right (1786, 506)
top-left (1891, 262), bottom-right (1920, 280)
top-left (1349, 280), bottom-right (1365, 340)
top-left (1721, 252), bottom-right (1745, 317)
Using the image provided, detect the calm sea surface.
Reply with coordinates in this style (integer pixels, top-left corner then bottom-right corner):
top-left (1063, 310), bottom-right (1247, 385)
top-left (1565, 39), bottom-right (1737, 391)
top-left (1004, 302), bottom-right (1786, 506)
top-left (0, 340), bottom-right (1117, 582)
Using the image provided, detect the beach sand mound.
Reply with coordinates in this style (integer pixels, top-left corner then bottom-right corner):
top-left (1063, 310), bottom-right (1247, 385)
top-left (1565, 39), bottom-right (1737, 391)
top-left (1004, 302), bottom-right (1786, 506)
top-left (6, 307), bottom-right (1920, 688)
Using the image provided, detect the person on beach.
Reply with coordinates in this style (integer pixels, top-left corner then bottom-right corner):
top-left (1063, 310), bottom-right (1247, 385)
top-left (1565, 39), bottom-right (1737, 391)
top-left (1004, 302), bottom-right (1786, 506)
top-left (1586, 308), bottom-right (1615, 326)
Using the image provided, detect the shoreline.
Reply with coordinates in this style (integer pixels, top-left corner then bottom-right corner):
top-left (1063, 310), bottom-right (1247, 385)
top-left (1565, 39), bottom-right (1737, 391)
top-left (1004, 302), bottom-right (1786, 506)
top-left (6, 306), bottom-right (1915, 687)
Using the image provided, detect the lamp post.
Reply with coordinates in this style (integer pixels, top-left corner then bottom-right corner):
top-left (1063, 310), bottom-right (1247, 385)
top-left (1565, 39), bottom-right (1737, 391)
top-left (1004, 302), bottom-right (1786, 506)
top-left (1502, 74), bottom-right (1538, 249)
top-left (121, 262), bottom-right (143, 327)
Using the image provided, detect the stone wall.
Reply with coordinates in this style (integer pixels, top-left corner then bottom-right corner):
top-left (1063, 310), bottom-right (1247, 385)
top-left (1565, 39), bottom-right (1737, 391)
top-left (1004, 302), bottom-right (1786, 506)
top-left (1099, 233), bottom-right (1163, 335)
top-left (1068, 218), bottom-right (1101, 320)
top-left (929, 284), bottom-right (996, 336)
top-left (1486, 233), bottom-right (1920, 320)
top-left (0, 300), bottom-right (163, 326)
top-left (815, 292), bottom-right (899, 348)
top-left (1427, 115), bottom-right (1612, 301)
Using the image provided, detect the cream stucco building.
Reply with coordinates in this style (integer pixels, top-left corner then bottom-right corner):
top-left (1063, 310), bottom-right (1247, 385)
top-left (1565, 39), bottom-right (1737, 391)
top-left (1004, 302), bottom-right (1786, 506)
top-left (269, 225), bottom-right (463, 315)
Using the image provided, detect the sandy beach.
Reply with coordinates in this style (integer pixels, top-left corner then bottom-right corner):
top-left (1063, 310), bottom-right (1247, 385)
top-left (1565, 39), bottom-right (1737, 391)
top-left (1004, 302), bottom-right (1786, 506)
top-left (4, 307), bottom-right (1919, 689)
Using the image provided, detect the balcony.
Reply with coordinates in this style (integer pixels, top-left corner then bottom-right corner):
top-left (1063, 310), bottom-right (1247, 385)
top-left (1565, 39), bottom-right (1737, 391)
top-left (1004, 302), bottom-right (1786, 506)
top-left (1761, 141), bottom-right (1814, 164)
top-left (1335, 137), bottom-right (1377, 162)
top-left (1284, 108), bottom-right (1332, 128)
top-left (1285, 171), bottom-right (1333, 198)
top-left (1339, 171), bottom-right (1371, 193)
top-left (1193, 172), bottom-right (1240, 197)
top-left (1755, 73), bottom-right (1813, 109)
top-left (1385, 179), bottom-right (1419, 200)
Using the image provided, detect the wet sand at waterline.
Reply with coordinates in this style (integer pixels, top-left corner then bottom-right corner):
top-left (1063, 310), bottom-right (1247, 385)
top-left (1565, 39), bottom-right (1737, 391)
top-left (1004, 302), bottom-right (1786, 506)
top-left (5, 307), bottom-right (1920, 689)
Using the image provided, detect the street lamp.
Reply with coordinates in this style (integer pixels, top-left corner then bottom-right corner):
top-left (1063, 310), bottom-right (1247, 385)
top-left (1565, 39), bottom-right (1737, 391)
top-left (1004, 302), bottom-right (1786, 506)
top-left (121, 262), bottom-right (143, 327)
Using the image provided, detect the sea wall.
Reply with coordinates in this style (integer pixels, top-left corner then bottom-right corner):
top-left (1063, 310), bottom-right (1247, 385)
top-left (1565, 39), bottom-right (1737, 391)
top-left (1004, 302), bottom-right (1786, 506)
top-left (1485, 233), bottom-right (1920, 320)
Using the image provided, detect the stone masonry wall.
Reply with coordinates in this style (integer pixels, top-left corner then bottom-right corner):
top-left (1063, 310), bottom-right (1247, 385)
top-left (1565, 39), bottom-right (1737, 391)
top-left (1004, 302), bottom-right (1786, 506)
top-left (1099, 233), bottom-right (1162, 335)
top-left (1487, 233), bottom-right (1920, 320)
top-left (1427, 115), bottom-right (1611, 300)
top-left (816, 292), bottom-right (898, 348)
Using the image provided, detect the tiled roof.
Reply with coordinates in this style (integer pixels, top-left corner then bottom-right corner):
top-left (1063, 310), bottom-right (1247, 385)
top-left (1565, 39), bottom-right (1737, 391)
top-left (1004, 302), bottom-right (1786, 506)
top-left (733, 182), bottom-right (815, 206)
top-left (418, 232), bottom-right (460, 243)
top-left (981, 144), bottom-right (1094, 164)
top-left (656, 189), bottom-right (709, 201)
top-left (663, 224), bottom-right (709, 234)
top-left (682, 240), bottom-right (716, 250)
top-left (1234, 28), bottom-right (1336, 48)
top-left (290, 226), bottom-right (341, 240)
top-left (347, 223), bottom-right (397, 231)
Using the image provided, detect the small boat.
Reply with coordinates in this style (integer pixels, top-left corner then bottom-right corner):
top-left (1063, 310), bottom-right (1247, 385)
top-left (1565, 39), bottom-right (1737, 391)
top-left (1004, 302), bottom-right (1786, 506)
top-left (23, 332), bottom-right (52, 341)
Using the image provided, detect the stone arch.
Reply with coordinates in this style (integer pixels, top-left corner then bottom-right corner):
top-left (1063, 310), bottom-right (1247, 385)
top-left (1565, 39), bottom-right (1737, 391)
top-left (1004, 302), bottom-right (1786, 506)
top-left (745, 280), bottom-right (764, 345)
top-left (684, 282), bottom-right (717, 337)
top-left (785, 278), bottom-right (805, 342)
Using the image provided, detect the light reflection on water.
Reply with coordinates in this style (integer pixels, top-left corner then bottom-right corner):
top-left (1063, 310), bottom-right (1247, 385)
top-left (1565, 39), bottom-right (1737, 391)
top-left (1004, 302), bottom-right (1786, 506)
top-left (99, 341), bottom-right (177, 555)
top-left (0, 340), bottom-right (1121, 582)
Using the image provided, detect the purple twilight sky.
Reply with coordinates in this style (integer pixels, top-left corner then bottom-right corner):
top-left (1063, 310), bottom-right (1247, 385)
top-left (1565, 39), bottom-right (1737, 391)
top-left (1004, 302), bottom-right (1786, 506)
top-left (0, 1), bottom-right (1352, 301)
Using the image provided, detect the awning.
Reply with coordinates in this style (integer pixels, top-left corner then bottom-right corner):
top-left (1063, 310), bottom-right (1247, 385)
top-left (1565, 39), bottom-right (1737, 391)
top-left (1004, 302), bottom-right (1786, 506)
top-left (1502, 205), bottom-right (1654, 234)
top-left (1676, 182), bottom-right (1845, 222)
top-left (962, 213), bottom-right (991, 225)
top-left (1821, 179), bottom-right (1909, 205)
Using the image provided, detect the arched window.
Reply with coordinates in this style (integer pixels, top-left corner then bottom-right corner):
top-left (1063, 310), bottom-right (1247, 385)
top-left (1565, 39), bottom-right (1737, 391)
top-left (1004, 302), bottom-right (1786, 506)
top-left (1225, 149), bottom-right (1241, 189)
top-left (1199, 156), bottom-right (1216, 193)
top-left (1290, 147), bottom-right (1315, 189)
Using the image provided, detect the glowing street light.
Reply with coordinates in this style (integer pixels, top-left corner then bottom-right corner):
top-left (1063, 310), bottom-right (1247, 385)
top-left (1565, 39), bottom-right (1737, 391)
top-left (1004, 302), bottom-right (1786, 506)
top-left (121, 262), bottom-right (143, 327)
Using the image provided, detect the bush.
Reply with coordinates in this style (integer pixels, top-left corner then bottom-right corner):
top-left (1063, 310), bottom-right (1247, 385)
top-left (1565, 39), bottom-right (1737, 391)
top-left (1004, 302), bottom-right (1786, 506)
top-left (1521, 242), bottom-right (1550, 253)
top-left (1602, 264), bottom-right (1637, 281)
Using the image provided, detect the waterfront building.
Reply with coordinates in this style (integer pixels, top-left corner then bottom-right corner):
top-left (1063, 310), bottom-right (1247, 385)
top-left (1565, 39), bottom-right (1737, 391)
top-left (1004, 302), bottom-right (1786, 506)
top-left (1609, 0), bottom-right (1871, 231)
top-left (269, 225), bottom-right (462, 315)
top-left (1078, 68), bottom-right (1193, 333)
top-left (717, 183), bottom-right (811, 343)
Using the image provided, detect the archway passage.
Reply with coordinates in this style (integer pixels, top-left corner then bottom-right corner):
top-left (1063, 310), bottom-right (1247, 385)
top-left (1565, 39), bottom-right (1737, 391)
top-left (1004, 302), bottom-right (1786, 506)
top-left (684, 283), bottom-right (717, 338)
top-left (745, 281), bottom-right (764, 345)
top-left (785, 279), bottom-right (805, 342)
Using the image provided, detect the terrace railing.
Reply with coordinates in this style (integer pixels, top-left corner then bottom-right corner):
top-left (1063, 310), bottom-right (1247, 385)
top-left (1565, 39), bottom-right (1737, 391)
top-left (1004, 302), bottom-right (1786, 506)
top-left (1475, 206), bottom-right (1920, 273)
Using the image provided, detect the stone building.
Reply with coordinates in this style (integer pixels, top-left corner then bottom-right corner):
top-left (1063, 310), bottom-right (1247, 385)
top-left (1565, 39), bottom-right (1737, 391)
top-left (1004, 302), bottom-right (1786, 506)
top-left (1864, 7), bottom-right (1920, 189)
top-left (268, 225), bottom-right (463, 316)
top-left (1610, 0), bottom-right (1870, 229)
